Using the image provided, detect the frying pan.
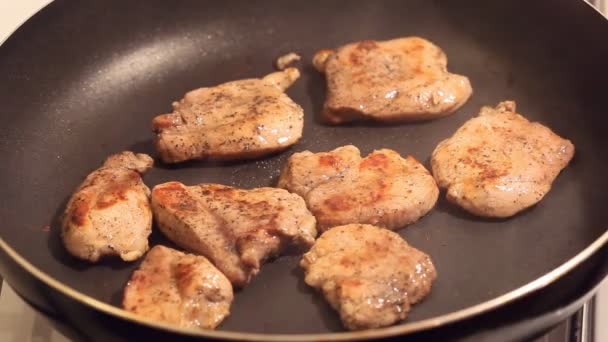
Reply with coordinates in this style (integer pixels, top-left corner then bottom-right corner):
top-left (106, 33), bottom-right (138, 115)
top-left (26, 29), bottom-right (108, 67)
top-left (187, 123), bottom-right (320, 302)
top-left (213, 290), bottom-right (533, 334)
top-left (1, 0), bottom-right (607, 340)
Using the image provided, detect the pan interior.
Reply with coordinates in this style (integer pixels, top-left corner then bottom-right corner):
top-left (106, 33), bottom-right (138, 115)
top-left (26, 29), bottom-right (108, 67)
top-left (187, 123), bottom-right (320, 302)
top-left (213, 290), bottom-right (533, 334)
top-left (0, 0), bottom-right (607, 334)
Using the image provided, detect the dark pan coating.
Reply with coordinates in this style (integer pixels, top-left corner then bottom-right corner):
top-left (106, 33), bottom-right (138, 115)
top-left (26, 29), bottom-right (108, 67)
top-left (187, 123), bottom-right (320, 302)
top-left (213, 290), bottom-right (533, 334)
top-left (0, 0), bottom-right (607, 337)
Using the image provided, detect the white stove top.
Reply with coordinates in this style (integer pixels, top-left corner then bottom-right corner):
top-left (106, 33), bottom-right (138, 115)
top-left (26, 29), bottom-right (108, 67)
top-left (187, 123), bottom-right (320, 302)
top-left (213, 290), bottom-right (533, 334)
top-left (0, 1), bottom-right (606, 341)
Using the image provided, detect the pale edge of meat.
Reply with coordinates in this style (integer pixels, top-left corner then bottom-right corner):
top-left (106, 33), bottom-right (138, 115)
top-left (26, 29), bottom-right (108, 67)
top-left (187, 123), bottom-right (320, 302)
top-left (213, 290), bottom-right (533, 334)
top-left (275, 52), bottom-right (302, 70)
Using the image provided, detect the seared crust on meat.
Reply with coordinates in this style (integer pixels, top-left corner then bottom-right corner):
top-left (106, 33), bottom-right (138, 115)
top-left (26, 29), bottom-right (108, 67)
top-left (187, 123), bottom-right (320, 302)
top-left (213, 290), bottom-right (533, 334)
top-left (152, 68), bottom-right (303, 163)
top-left (151, 181), bottom-right (317, 287)
top-left (123, 245), bottom-right (233, 329)
top-left (301, 224), bottom-right (436, 330)
top-left (431, 101), bottom-right (575, 217)
top-left (278, 145), bottom-right (438, 231)
top-left (61, 151), bottom-right (153, 262)
top-left (314, 37), bottom-right (472, 123)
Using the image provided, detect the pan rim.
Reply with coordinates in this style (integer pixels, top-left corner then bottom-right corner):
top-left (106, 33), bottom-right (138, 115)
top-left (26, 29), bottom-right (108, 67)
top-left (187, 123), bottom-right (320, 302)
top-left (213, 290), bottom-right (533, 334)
top-left (1, 1), bottom-right (607, 340)
top-left (1, 229), bottom-right (607, 340)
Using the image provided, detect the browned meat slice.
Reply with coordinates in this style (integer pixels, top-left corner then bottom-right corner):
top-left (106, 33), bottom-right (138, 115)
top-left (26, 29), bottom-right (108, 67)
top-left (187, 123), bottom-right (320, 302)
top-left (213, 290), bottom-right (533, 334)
top-left (301, 224), bottom-right (437, 330)
top-left (278, 145), bottom-right (438, 231)
top-left (152, 68), bottom-right (303, 163)
top-left (432, 101), bottom-right (575, 217)
top-left (61, 151), bottom-right (153, 262)
top-left (123, 245), bottom-right (233, 329)
top-left (151, 181), bottom-right (317, 287)
top-left (313, 37), bottom-right (472, 123)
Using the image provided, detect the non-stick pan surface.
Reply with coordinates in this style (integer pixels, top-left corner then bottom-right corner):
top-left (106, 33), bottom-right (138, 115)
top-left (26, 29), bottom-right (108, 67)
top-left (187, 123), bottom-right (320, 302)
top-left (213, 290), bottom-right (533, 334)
top-left (1, 0), bottom-right (607, 339)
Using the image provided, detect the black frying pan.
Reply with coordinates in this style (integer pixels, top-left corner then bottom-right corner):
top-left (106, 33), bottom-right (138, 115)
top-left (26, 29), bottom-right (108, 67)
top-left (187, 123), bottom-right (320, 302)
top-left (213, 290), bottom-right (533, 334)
top-left (1, 0), bottom-right (607, 341)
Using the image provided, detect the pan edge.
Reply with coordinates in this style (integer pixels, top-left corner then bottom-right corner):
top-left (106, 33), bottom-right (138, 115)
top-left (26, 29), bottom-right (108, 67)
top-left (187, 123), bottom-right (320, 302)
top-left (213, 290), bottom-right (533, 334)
top-left (1, 229), bottom-right (607, 341)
